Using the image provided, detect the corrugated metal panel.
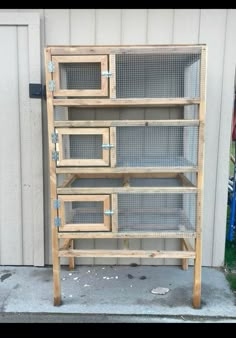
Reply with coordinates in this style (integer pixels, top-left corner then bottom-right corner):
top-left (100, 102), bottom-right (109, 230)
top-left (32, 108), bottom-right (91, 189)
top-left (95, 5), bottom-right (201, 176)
top-left (1, 9), bottom-right (236, 267)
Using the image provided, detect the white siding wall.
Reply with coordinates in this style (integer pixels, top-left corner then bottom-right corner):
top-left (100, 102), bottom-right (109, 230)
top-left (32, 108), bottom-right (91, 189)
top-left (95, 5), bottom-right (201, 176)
top-left (1, 9), bottom-right (236, 267)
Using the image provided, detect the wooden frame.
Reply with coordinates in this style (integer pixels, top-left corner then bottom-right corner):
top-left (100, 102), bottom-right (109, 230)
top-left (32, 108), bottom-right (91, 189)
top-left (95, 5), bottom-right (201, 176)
top-left (55, 127), bottom-right (110, 166)
top-left (58, 194), bottom-right (111, 231)
top-left (45, 44), bottom-right (206, 309)
top-left (52, 55), bottom-right (108, 97)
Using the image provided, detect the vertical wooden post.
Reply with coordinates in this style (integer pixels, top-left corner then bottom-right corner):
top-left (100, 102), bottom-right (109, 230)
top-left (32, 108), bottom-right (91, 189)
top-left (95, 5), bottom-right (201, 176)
top-left (181, 239), bottom-right (188, 270)
top-left (193, 46), bottom-right (207, 309)
top-left (69, 239), bottom-right (75, 270)
top-left (45, 48), bottom-right (61, 306)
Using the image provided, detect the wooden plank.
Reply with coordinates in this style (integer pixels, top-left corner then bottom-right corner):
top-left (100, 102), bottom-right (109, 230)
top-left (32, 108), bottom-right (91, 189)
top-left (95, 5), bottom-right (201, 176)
top-left (183, 238), bottom-right (194, 252)
top-left (54, 120), bottom-right (199, 127)
top-left (111, 194), bottom-right (118, 232)
top-left (58, 232), bottom-right (196, 239)
top-left (68, 239), bottom-right (75, 271)
top-left (45, 47), bottom-right (61, 306)
top-left (69, 173), bottom-right (178, 179)
top-left (58, 249), bottom-right (195, 259)
top-left (57, 187), bottom-right (197, 194)
top-left (193, 45), bottom-right (207, 309)
top-left (60, 239), bottom-right (72, 250)
top-left (59, 224), bottom-right (110, 232)
top-left (60, 174), bottom-right (77, 188)
top-left (58, 194), bottom-right (110, 202)
top-left (103, 195), bottom-right (111, 230)
top-left (178, 174), bottom-right (195, 187)
top-left (53, 98), bottom-right (200, 107)
top-left (181, 239), bottom-right (188, 271)
top-left (50, 45), bottom-right (204, 55)
top-left (109, 54), bottom-right (116, 99)
top-left (56, 167), bottom-right (198, 174)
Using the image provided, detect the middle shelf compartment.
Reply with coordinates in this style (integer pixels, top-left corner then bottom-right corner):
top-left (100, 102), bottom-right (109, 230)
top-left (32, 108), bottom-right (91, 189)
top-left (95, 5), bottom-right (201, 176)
top-left (53, 120), bottom-right (200, 169)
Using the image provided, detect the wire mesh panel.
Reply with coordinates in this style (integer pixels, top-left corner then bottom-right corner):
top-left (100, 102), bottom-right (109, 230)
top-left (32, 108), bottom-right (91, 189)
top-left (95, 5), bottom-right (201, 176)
top-left (62, 135), bottom-right (102, 159)
top-left (115, 53), bottom-right (200, 99)
top-left (56, 128), bottom-right (110, 166)
top-left (117, 193), bottom-right (196, 232)
top-left (116, 126), bottom-right (199, 167)
top-left (60, 63), bottom-right (101, 90)
top-left (58, 195), bottom-right (111, 231)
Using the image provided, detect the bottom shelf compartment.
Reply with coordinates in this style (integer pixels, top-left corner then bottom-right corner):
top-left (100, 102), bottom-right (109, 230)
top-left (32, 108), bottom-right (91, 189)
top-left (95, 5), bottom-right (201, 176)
top-left (57, 191), bottom-right (196, 233)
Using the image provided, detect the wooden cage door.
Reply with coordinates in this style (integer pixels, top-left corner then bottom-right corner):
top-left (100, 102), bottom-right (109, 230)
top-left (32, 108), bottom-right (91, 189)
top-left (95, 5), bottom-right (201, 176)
top-left (52, 55), bottom-right (109, 97)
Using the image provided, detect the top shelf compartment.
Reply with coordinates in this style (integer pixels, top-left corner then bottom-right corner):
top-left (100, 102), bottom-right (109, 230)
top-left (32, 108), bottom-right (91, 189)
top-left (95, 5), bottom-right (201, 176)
top-left (47, 45), bottom-right (205, 104)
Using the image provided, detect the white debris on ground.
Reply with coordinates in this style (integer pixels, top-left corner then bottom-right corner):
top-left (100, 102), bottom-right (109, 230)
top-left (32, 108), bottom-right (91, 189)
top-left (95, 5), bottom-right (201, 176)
top-left (115, 276), bottom-right (118, 279)
top-left (62, 278), bottom-right (66, 281)
top-left (84, 284), bottom-right (90, 287)
top-left (130, 285), bottom-right (132, 288)
top-left (68, 273), bottom-right (72, 276)
top-left (151, 287), bottom-right (170, 295)
top-left (73, 277), bottom-right (79, 281)
top-left (87, 270), bottom-right (90, 273)
top-left (69, 295), bottom-right (73, 298)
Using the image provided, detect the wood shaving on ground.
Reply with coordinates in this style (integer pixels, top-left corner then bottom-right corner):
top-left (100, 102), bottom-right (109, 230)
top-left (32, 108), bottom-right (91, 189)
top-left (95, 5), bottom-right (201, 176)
top-left (151, 287), bottom-right (170, 295)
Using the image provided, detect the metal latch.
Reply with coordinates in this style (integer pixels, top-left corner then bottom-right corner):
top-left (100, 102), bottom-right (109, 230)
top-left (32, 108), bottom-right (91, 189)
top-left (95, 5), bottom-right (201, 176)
top-left (54, 217), bottom-right (61, 227)
top-left (51, 132), bottom-right (58, 144)
top-left (48, 61), bottom-right (55, 73)
top-left (104, 210), bottom-right (114, 216)
top-left (101, 144), bottom-right (114, 149)
top-left (52, 151), bottom-right (59, 161)
top-left (54, 199), bottom-right (61, 209)
top-left (101, 71), bottom-right (112, 78)
top-left (48, 80), bottom-right (55, 91)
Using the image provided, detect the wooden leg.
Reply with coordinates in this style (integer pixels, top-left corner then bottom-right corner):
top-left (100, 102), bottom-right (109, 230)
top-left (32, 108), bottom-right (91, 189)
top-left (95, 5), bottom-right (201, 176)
top-left (52, 228), bottom-right (61, 306)
top-left (181, 239), bottom-right (188, 271)
top-left (69, 239), bottom-right (75, 270)
top-left (193, 235), bottom-right (202, 308)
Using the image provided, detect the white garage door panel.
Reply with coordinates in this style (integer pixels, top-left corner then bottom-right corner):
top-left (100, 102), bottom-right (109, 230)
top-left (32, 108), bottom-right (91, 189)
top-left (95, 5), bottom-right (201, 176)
top-left (0, 14), bottom-right (43, 266)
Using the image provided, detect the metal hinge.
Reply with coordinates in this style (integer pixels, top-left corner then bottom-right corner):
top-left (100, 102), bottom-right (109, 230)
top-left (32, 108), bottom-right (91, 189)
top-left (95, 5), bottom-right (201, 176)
top-left (101, 144), bottom-right (114, 149)
top-left (52, 151), bottom-right (59, 161)
top-left (48, 61), bottom-right (55, 73)
top-left (48, 80), bottom-right (55, 91)
top-left (51, 132), bottom-right (58, 144)
top-left (104, 210), bottom-right (114, 216)
top-left (101, 71), bottom-right (112, 78)
top-left (54, 199), bottom-right (61, 209)
top-left (54, 217), bottom-right (61, 227)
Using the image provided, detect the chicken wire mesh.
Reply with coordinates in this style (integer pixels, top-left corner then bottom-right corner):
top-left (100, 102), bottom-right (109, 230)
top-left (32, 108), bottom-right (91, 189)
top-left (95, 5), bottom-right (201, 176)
top-left (59, 62), bottom-right (101, 90)
top-left (117, 193), bottom-right (196, 232)
top-left (116, 53), bottom-right (200, 99)
top-left (62, 134), bottom-right (102, 160)
top-left (116, 126), bottom-right (198, 167)
top-left (64, 201), bottom-right (104, 224)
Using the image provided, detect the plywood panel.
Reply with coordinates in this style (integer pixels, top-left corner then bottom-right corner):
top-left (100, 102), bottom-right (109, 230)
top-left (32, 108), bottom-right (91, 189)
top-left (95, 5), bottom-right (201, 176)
top-left (44, 9), bottom-right (70, 45)
top-left (71, 9), bottom-right (95, 44)
top-left (212, 9), bottom-right (236, 266)
top-left (121, 9), bottom-right (147, 44)
top-left (96, 9), bottom-right (121, 44)
top-left (0, 26), bottom-right (22, 264)
top-left (173, 9), bottom-right (200, 43)
top-left (199, 9), bottom-right (227, 266)
top-left (147, 9), bottom-right (174, 44)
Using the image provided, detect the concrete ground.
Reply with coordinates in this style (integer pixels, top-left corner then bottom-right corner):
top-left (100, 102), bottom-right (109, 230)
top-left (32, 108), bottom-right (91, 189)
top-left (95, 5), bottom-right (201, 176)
top-left (0, 265), bottom-right (235, 323)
